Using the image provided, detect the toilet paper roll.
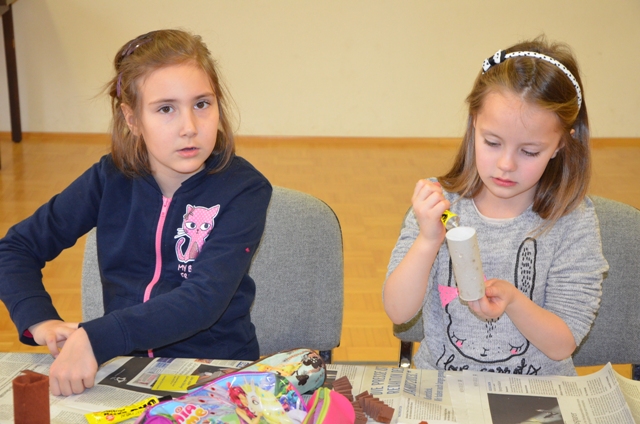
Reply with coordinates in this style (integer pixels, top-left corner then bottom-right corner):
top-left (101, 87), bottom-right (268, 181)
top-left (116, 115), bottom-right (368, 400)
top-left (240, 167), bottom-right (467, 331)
top-left (13, 370), bottom-right (50, 424)
top-left (445, 226), bottom-right (485, 301)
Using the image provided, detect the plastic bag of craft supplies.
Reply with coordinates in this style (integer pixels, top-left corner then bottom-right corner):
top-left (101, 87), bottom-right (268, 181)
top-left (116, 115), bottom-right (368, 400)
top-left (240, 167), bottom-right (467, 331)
top-left (135, 349), bottom-right (357, 423)
top-left (136, 370), bottom-right (307, 423)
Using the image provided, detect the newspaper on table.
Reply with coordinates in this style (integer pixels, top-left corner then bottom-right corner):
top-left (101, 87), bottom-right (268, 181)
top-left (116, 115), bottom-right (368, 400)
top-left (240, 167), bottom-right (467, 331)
top-left (0, 352), bottom-right (456, 423)
top-left (328, 363), bottom-right (456, 423)
top-left (447, 362), bottom-right (640, 424)
top-left (0, 353), bottom-right (247, 424)
top-left (4, 352), bottom-right (640, 424)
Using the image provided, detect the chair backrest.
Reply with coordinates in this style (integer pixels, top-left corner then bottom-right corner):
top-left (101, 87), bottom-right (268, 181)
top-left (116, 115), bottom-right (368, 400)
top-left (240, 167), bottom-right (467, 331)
top-left (572, 196), bottom-right (640, 366)
top-left (393, 196), bottom-right (640, 368)
top-left (82, 186), bottom-right (344, 359)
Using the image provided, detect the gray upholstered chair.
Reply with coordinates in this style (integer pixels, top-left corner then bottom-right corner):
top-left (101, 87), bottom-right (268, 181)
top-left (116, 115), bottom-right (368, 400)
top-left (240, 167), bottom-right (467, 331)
top-left (82, 186), bottom-right (344, 363)
top-left (393, 196), bottom-right (640, 379)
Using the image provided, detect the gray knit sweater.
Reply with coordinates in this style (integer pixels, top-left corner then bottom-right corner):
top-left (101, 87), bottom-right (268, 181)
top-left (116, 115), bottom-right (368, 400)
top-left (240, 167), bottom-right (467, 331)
top-left (385, 184), bottom-right (609, 376)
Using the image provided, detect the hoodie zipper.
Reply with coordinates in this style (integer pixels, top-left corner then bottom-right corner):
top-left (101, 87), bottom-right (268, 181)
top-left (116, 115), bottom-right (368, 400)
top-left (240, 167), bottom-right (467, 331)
top-left (143, 196), bottom-right (172, 357)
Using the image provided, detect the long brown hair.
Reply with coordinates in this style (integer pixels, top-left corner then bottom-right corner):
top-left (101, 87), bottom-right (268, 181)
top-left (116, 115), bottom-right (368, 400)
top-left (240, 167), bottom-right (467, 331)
top-left (439, 36), bottom-right (589, 229)
top-left (106, 29), bottom-right (235, 177)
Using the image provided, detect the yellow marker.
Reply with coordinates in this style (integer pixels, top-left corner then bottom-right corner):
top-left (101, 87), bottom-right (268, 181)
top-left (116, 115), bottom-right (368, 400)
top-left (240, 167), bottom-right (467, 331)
top-left (441, 210), bottom-right (460, 230)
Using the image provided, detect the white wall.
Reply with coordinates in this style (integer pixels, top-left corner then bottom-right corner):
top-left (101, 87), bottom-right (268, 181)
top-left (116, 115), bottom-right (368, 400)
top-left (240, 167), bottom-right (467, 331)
top-left (0, 0), bottom-right (638, 138)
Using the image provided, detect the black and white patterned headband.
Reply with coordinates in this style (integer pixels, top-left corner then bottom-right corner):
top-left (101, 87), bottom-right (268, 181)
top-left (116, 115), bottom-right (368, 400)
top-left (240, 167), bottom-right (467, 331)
top-left (482, 50), bottom-right (583, 110)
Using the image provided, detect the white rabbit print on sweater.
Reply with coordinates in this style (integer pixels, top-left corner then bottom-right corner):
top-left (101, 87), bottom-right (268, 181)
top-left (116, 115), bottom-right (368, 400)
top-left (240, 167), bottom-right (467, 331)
top-left (437, 238), bottom-right (538, 374)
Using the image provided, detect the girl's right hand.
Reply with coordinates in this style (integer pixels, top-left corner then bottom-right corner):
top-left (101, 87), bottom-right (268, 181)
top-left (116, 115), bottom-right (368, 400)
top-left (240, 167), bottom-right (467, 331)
top-left (28, 320), bottom-right (78, 358)
top-left (384, 179), bottom-right (449, 324)
top-left (412, 180), bottom-right (450, 243)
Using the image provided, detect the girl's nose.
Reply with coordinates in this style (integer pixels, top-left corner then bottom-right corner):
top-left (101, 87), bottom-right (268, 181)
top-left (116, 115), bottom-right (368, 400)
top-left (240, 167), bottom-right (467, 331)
top-left (497, 151), bottom-right (516, 171)
top-left (181, 110), bottom-right (198, 137)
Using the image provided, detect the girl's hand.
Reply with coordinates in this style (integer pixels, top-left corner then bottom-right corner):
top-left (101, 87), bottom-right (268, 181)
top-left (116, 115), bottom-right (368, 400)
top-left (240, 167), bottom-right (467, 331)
top-left (467, 279), bottom-right (518, 320)
top-left (412, 180), bottom-right (450, 243)
top-left (469, 279), bottom-right (576, 360)
top-left (48, 328), bottom-right (98, 396)
top-left (28, 320), bottom-right (78, 358)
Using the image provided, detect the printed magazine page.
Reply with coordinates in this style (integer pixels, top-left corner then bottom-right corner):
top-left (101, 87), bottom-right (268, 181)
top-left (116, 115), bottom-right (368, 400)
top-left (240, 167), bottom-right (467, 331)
top-left (613, 369), bottom-right (640, 423)
top-left (454, 363), bottom-right (636, 424)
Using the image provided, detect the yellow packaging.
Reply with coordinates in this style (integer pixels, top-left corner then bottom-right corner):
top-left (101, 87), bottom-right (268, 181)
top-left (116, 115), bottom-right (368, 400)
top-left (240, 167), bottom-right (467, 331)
top-left (85, 396), bottom-right (164, 424)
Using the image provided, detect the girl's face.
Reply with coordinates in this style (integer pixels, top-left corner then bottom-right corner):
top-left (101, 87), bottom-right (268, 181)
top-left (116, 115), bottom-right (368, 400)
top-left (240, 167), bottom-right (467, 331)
top-left (473, 89), bottom-right (563, 218)
top-left (123, 62), bottom-right (219, 196)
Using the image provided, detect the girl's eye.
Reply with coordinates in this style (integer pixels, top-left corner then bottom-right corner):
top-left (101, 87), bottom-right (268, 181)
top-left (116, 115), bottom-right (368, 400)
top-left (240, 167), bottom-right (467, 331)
top-left (522, 149), bottom-right (540, 157)
top-left (484, 139), bottom-right (499, 147)
top-left (195, 100), bottom-right (210, 110)
top-left (158, 106), bottom-right (173, 114)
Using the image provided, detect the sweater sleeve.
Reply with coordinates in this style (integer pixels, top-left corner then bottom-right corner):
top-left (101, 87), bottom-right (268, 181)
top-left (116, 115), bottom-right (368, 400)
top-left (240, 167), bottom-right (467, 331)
top-left (385, 208), bottom-right (419, 281)
top-left (81, 172), bottom-right (272, 364)
top-left (543, 199), bottom-right (609, 345)
top-left (385, 176), bottom-right (444, 284)
top-left (383, 206), bottom-right (442, 322)
top-left (0, 158), bottom-right (105, 345)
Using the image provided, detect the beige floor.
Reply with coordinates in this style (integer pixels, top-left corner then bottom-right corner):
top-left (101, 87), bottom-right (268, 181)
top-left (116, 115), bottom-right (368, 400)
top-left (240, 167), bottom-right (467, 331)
top-left (0, 133), bottom-right (638, 377)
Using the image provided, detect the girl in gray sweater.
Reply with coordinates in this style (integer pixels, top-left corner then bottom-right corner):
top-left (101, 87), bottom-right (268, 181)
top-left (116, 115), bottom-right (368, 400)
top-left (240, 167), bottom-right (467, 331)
top-left (383, 37), bottom-right (608, 375)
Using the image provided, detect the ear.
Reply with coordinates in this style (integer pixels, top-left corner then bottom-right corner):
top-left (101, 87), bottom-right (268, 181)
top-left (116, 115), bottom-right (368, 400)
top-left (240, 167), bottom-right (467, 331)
top-left (120, 103), bottom-right (140, 136)
top-left (551, 129), bottom-right (576, 159)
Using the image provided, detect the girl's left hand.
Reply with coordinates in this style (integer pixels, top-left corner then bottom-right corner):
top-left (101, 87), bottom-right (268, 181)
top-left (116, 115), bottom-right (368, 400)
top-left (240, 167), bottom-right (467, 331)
top-left (467, 279), bottom-right (518, 320)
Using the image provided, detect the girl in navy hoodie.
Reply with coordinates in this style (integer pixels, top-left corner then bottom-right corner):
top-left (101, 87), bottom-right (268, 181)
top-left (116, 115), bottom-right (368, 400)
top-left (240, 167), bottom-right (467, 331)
top-left (0, 29), bottom-right (272, 396)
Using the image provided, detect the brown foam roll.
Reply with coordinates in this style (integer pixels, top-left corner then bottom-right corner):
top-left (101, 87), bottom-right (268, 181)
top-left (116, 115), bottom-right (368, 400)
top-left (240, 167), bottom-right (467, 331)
top-left (357, 392), bottom-right (396, 423)
top-left (355, 390), bottom-right (370, 400)
top-left (332, 375), bottom-right (349, 384)
top-left (376, 404), bottom-right (394, 423)
top-left (358, 393), bottom-right (373, 409)
top-left (331, 375), bottom-right (353, 390)
top-left (333, 384), bottom-right (352, 394)
top-left (363, 396), bottom-right (376, 414)
top-left (354, 414), bottom-right (368, 424)
top-left (369, 398), bottom-right (382, 421)
top-left (13, 370), bottom-right (50, 424)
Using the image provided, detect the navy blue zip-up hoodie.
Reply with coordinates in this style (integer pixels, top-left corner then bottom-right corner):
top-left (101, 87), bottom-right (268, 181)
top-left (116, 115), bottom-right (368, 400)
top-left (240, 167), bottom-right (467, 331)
top-left (0, 153), bottom-right (271, 365)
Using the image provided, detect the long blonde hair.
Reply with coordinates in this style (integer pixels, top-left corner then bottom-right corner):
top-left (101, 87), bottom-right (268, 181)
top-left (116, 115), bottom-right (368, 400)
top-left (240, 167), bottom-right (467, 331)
top-left (106, 29), bottom-right (235, 177)
top-left (440, 36), bottom-right (590, 228)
